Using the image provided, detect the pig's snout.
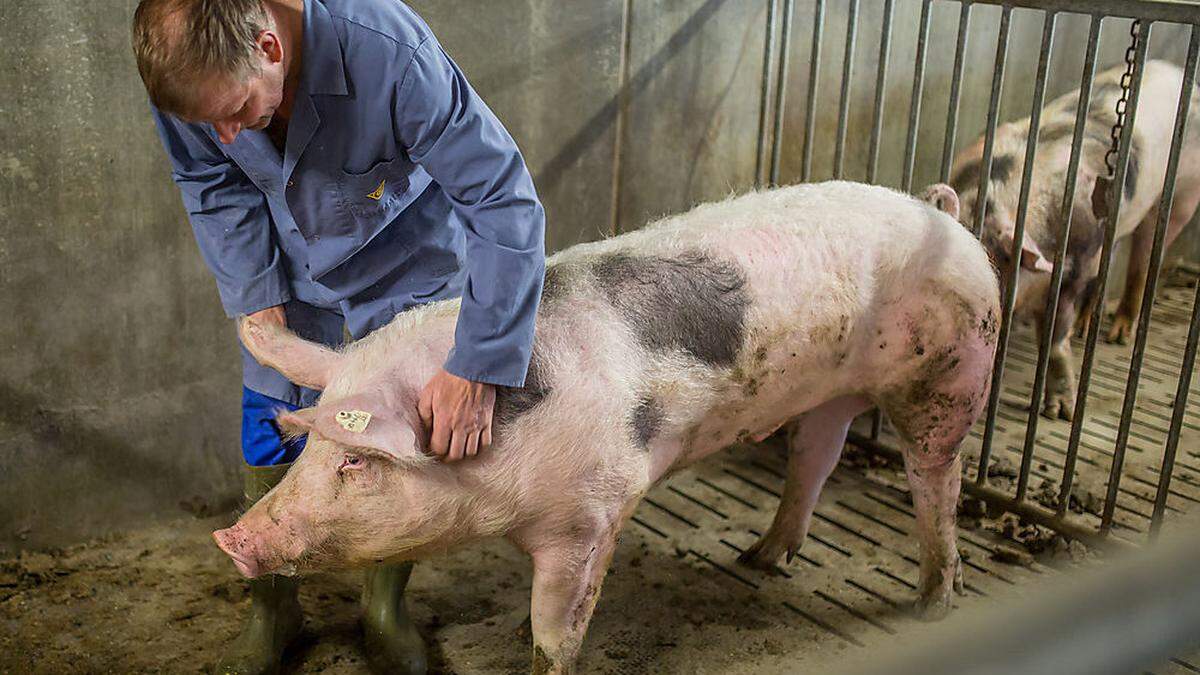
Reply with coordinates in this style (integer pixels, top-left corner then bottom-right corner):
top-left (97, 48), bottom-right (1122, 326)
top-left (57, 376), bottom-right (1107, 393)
top-left (213, 525), bottom-right (269, 579)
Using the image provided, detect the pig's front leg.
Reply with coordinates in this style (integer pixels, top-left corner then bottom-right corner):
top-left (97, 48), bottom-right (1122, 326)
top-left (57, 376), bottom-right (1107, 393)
top-left (1040, 298), bottom-right (1078, 421)
top-left (1109, 208), bottom-right (1159, 345)
top-left (525, 516), bottom-right (626, 674)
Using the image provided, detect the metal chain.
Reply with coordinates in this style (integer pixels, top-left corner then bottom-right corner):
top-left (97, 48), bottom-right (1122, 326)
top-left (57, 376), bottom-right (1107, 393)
top-left (1104, 19), bottom-right (1142, 178)
top-left (1093, 19), bottom-right (1141, 220)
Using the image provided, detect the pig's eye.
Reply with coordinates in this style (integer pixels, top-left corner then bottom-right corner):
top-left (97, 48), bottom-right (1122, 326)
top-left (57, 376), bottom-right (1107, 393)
top-left (338, 453), bottom-right (366, 473)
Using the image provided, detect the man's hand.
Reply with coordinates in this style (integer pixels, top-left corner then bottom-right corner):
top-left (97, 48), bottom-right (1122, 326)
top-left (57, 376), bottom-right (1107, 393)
top-left (417, 368), bottom-right (496, 462)
top-left (248, 305), bottom-right (287, 329)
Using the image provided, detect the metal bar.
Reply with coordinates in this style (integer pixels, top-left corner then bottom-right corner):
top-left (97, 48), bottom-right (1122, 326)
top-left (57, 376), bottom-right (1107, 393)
top-left (939, 2), bottom-right (973, 183)
top-left (870, 410), bottom-right (883, 440)
top-left (970, 5), bottom-right (1013, 238)
top-left (1055, 16), bottom-right (1105, 517)
top-left (833, 0), bottom-right (859, 179)
top-left (790, 0), bottom-right (811, 184)
top-left (901, 0), bottom-right (933, 193)
top-left (974, 5), bottom-right (1016, 484)
top-left (755, 0), bottom-right (780, 188)
top-left (866, 0), bottom-right (896, 439)
top-left (866, 0), bottom-right (895, 184)
top-left (1071, 19), bottom-right (1152, 536)
top-left (609, 0), bottom-right (634, 236)
top-left (1012, 11), bottom-right (1060, 502)
top-left (1156, 254), bottom-right (1200, 530)
top-left (973, 0), bottom-right (1200, 25)
top-left (1143, 28), bottom-right (1199, 534)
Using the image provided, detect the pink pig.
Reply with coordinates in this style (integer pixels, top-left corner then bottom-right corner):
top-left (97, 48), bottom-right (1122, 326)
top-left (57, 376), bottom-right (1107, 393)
top-left (214, 181), bottom-right (1000, 674)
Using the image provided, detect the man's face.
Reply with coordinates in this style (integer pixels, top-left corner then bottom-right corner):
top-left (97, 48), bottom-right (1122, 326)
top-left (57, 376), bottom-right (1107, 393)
top-left (185, 34), bottom-right (286, 144)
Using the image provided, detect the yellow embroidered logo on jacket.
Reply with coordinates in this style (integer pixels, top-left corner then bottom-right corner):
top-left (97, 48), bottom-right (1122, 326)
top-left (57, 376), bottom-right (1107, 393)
top-left (367, 179), bottom-right (386, 200)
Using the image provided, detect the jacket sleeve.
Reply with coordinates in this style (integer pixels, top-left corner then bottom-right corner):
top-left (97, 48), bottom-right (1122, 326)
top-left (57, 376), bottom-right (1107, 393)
top-left (152, 108), bottom-right (291, 317)
top-left (392, 36), bottom-right (546, 388)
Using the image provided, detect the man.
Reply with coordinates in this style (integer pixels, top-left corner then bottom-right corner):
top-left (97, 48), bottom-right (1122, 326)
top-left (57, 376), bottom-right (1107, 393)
top-left (131, 0), bottom-right (545, 672)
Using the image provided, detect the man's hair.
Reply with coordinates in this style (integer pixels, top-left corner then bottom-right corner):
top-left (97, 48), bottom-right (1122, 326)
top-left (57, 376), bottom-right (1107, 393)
top-left (132, 0), bottom-right (274, 116)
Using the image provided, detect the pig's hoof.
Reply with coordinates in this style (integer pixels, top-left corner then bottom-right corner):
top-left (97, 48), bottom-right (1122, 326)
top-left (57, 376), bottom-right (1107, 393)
top-left (1041, 395), bottom-right (1074, 422)
top-left (1106, 316), bottom-right (1133, 345)
top-left (736, 540), bottom-right (791, 575)
top-left (911, 593), bottom-right (954, 621)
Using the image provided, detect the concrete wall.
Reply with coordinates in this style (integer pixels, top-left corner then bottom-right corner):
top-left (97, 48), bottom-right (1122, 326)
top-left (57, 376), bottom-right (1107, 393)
top-left (2, 0), bottom-right (1197, 552)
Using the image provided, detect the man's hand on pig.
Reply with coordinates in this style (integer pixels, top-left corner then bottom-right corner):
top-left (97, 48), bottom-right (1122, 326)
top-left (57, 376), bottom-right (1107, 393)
top-left (417, 369), bottom-right (496, 462)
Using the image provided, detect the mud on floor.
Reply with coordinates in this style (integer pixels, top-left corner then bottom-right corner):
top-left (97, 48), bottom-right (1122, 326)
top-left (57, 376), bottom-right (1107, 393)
top-left (2, 435), bottom-right (1144, 675)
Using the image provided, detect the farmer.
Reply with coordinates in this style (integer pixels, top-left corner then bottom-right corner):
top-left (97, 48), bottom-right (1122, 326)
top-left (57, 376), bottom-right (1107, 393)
top-left (131, 0), bottom-right (545, 672)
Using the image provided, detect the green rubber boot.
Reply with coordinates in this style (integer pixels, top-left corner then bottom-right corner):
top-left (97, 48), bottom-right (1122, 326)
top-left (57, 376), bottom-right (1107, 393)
top-left (362, 562), bottom-right (428, 674)
top-left (214, 463), bottom-right (304, 675)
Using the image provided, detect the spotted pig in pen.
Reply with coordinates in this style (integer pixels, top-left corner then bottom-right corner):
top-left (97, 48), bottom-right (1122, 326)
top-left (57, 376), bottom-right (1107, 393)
top-left (215, 181), bottom-right (1000, 673)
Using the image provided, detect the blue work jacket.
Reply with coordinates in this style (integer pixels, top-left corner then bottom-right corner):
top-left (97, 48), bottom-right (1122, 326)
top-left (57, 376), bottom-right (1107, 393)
top-left (152, 0), bottom-right (545, 389)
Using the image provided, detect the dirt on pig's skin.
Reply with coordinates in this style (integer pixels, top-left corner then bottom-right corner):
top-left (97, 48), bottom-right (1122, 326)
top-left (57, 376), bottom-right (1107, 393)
top-left (0, 513), bottom-right (850, 674)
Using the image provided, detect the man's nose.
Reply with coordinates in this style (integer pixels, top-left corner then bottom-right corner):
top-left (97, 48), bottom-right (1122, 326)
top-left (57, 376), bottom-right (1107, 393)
top-left (214, 120), bottom-right (241, 144)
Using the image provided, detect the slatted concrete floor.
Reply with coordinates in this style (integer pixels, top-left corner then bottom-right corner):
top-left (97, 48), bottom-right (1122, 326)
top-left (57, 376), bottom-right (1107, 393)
top-left (937, 271), bottom-right (1200, 541)
top-left (619, 272), bottom-right (1200, 674)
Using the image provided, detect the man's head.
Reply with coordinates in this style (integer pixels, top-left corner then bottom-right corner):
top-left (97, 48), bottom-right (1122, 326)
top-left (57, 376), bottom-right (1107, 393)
top-left (132, 0), bottom-right (287, 143)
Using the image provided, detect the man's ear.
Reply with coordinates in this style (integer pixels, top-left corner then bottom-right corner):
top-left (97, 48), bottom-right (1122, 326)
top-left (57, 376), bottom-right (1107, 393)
top-left (257, 29), bottom-right (284, 65)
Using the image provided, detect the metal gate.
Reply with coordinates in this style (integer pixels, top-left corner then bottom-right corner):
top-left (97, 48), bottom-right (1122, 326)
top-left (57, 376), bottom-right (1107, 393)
top-left (751, 0), bottom-right (1200, 545)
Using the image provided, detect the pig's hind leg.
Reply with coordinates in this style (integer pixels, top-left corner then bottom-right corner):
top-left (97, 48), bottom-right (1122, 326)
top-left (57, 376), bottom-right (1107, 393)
top-left (1110, 188), bottom-right (1200, 344)
top-left (737, 395), bottom-right (872, 572)
top-left (882, 337), bottom-right (993, 619)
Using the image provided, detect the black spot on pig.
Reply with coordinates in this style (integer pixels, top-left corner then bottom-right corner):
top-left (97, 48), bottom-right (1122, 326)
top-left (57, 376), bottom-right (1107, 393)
top-left (494, 354), bottom-right (551, 425)
top-left (951, 155), bottom-right (1015, 195)
top-left (591, 250), bottom-right (750, 367)
top-left (630, 396), bottom-right (664, 449)
top-left (950, 161), bottom-right (982, 194)
top-left (990, 155), bottom-right (1016, 184)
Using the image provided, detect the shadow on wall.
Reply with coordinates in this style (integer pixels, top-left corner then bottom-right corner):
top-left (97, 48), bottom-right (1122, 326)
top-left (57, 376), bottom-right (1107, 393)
top-left (0, 377), bottom-right (240, 554)
top-left (534, 0), bottom-right (730, 218)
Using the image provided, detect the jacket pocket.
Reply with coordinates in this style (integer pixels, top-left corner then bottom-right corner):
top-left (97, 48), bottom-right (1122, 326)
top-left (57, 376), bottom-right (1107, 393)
top-left (336, 157), bottom-right (412, 220)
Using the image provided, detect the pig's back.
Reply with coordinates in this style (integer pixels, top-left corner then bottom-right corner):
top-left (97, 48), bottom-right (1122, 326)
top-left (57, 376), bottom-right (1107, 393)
top-left (547, 181), bottom-right (995, 328)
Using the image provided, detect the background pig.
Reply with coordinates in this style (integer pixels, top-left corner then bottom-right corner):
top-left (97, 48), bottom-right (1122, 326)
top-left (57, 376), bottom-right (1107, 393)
top-left (951, 60), bottom-right (1200, 420)
top-left (214, 181), bottom-right (1000, 674)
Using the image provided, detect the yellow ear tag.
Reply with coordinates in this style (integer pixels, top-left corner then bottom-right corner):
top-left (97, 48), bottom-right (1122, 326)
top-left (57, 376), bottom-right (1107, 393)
top-left (366, 179), bottom-right (386, 200)
top-left (335, 410), bottom-right (372, 433)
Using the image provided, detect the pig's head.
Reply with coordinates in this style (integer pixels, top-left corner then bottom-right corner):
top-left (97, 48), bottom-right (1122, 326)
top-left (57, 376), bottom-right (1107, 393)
top-left (213, 318), bottom-right (460, 578)
top-left (952, 181), bottom-right (1054, 317)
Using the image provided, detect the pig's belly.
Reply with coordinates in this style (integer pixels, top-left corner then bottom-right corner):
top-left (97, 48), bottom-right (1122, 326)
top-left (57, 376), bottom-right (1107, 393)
top-left (645, 354), bottom-right (848, 483)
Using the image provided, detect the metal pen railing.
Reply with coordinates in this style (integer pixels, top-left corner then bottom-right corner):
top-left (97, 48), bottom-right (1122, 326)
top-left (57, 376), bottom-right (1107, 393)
top-left (751, 0), bottom-right (1200, 544)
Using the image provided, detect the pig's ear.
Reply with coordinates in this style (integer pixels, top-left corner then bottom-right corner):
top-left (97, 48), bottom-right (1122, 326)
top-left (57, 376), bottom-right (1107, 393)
top-left (308, 396), bottom-right (426, 464)
top-left (1019, 236), bottom-right (1055, 274)
top-left (920, 183), bottom-right (961, 221)
top-left (275, 407), bottom-right (318, 440)
top-left (238, 316), bottom-right (344, 391)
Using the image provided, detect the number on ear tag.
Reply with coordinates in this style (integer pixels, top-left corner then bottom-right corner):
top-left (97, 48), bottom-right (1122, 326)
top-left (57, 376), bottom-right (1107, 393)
top-left (335, 410), bottom-right (372, 433)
